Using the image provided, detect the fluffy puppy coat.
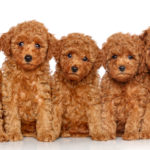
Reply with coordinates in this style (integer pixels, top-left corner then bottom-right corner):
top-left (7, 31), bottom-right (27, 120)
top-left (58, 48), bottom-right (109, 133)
top-left (139, 28), bottom-right (150, 139)
top-left (0, 70), bottom-right (7, 141)
top-left (99, 33), bottom-right (149, 140)
top-left (51, 33), bottom-right (103, 140)
top-left (1, 20), bottom-right (56, 141)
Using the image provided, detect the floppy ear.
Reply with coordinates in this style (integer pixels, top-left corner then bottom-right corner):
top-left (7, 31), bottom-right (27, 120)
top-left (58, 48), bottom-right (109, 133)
top-left (52, 39), bottom-right (62, 62)
top-left (101, 43), bottom-right (108, 70)
top-left (139, 30), bottom-right (148, 44)
top-left (94, 50), bottom-right (103, 70)
top-left (0, 27), bottom-right (14, 56)
top-left (47, 33), bottom-right (57, 60)
top-left (139, 31), bottom-right (150, 73)
top-left (132, 35), bottom-right (148, 74)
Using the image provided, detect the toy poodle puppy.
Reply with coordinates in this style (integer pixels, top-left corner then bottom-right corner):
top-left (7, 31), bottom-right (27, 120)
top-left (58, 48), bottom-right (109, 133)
top-left (99, 33), bottom-right (149, 140)
top-left (0, 70), bottom-right (7, 142)
top-left (1, 20), bottom-right (56, 141)
top-left (51, 33), bottom-right (103, 140)
top-left (139, 28), bottom-right (150, 139)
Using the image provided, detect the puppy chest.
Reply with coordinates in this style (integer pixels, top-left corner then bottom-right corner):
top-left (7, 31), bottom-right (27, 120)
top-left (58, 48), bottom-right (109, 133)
top-left (113, 96), bottom-right (127, 123)
top-left (16, 81), bottom-right (40, 121)
top-left (62, 99), bottom-right (88, 134)
top-left (112, 86), bottom-right (142, 123)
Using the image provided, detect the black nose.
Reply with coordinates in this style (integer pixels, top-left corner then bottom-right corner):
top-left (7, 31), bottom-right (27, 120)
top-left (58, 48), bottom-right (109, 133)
top-left (119, 66), bottom-right (125, 72)
top-left (24, 55), bottom-right (32, 62)
top-left (72, 66), bottom-right (78, 73)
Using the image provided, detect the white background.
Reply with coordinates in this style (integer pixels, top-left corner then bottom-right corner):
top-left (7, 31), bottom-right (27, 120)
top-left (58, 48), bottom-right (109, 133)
top-left (0, 0), bottom-right (150, 150)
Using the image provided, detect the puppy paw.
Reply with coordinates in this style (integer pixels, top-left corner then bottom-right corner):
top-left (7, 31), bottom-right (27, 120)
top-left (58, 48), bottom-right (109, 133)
top-left (8, 132), bottom-right (23, 141)
top-left (92, 134), bottom-right (116, 141)
top-left (37, 131), bottom-right (55, 142)
top-left (0, 133), bottom-right (8, 142)
top-left (123, 132), bottom-right (139, 140)
top-left (140, 132), bottom-right (150, 139)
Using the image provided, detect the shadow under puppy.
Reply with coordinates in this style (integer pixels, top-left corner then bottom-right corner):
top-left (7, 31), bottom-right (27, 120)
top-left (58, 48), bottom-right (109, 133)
top-left (1, 20), bottom-right (56, 141)
top-left (99, 33), bottom-right (149, 140)
top-left (51, 33), bottom-right (103, 140)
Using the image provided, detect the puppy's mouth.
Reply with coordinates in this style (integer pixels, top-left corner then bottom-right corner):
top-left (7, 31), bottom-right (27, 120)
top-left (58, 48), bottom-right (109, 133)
top-left (66, 73), bottom-right (80, 81)
top-left (24, 62), bottom-right (34, 66)
top-left (116, 73), bottom-right (133, 79)
top-left (117, 73), bottom-right (131, 76)
top-left (22, 63), bottom-right (37, 70)
top-left (68, 72), bottom-right (78, 75)
top-left (67, 73), bottom-right (79, 77)
top-left (114, 73), bottom-right (134, 82)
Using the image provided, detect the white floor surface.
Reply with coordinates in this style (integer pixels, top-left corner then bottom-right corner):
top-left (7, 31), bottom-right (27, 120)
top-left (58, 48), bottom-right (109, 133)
top-left (0, 137), bottom-right (150, 150)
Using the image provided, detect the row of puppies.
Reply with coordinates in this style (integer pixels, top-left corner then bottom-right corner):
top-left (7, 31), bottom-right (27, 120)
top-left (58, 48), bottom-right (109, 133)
top-left (0, 20), bottom-right (149, 142)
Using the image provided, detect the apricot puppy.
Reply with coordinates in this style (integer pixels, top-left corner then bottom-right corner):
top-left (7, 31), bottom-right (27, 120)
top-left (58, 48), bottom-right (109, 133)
top-left (99, 33), bottom-right (149, 140)
top-left (139, 28), bottom-right (150, 139)
top-left (0, 70), bottom-right (7, 142)
top-left (51, 33), bottom-right (103, 140)
top-left (1, 20), bottom-right (56, 141)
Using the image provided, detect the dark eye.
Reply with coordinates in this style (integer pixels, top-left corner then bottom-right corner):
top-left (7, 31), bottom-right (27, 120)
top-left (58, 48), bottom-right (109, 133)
top-left (18, 42), bottom-right (24, 47)
top-left (128, 55), bottom-right (133, 59)
top-left (35, 43), bottom-right (40, 49)
top-left (112, 55), bottom-right (117, 59)
top-left (82, 56), bottom-right (88, 61)
top-left (68, 53), bottom-right (72, 58)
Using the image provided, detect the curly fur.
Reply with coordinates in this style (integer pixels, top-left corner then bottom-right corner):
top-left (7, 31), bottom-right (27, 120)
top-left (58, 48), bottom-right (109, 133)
top-left (138, 28), bottom-right (150, 139)
top-left (0, 70), bottom-right (7, 142)
top-left (99, 33), bottom-right (149, 140)
top-left (1, 20), bottom-right (57, 141)
top-left (51, 33), bottom-right (103, 140)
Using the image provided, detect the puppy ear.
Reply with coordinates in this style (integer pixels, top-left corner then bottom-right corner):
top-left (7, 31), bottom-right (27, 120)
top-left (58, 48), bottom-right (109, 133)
top-left (139, 30), bottom-right (148, 44)
top-left (0, 27), bottom-right (14, 56)
top-left (101, 43), bottom-right (108, 70)
top-left (47, 33), bottom-right (57, 60)
top-left (132, 35), bottom-right (148, 74)
top-left (94, 50), bottom-right (103, 70)
top-left (52, 39), bottom-right (62, 62)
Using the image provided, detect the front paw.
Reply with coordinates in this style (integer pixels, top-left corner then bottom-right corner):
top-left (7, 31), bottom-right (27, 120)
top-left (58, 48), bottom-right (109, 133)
top-left (0, 133), bottom-right (8, 142)
top-left (92, 133), bottom-right (116, 141)
top-left (140, 132), bottom-right (150, 139)
top-left (8, 132), bottom-right (23, 141)
top-left (123, 132), bottom-right (139, 140)
top-left (37, 131), bottom-right (55, 142)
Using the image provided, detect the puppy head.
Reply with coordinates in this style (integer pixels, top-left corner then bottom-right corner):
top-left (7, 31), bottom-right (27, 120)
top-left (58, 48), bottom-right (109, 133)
top-left (140, 28), bottom-right (150, 71)
top-left (53, 33), bottom-right (102, 81)
top-left (102, 33), bottom-right (143, 82)
top-left (1, 20), bottom-right (56, 70)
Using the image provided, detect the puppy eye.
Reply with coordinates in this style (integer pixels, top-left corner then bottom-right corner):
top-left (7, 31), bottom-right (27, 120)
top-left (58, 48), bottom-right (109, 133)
top-left (35, 43), bottom-right (40, 49)
top-left (18, 42), bottom-right (24, 47)
top-left (68, 53), bottom-right (72, 58)
top-left (82, 56), bottom-right (88, 61)
top-left (112, 55), bottom-right (117, 59)
top-left (128, 55), bottom-right (134, 59)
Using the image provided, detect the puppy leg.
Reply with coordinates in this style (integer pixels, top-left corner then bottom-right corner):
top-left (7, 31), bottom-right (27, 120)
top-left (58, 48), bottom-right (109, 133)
top-left (89, 101), bottom-right (116, 141)
top-left (0, 103), bottom-right (7, 141)
top-left (50, 79), bottom-right (63, 139)
top-left (36, 99), bottom-right (54, 142)
top-left (123, 104), bottom-right (143, 140)
top-left (36, 81), bottom-right (56, 142)
top-left (51, 103), bottom-right (62, 139)
top-left (2, 78), bottom-right (22, 141)
top-left (36, 101), bottom-right (63, 141)
top-left (3, 102), bottom-right (22, 141)
top-left (87, 104), bottom-right (102, 140)
top-left (140, 103), bottom-right (150, 139)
